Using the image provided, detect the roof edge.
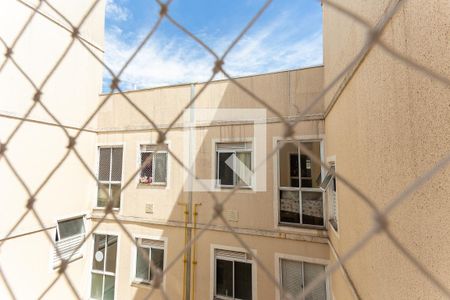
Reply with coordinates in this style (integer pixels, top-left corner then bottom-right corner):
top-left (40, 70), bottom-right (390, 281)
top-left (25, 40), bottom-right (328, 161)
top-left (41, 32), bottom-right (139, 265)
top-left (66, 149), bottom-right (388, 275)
top-left (99, 64), bottom-right (324, 96)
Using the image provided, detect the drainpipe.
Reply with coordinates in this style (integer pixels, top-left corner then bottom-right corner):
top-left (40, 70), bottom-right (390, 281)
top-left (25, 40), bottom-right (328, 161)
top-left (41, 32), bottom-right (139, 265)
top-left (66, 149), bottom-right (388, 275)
top-left (191, 203), bottom-right (201, 300)
top-left (180, 203), bottom-right (188, 300)
top-left (185, 83), bottom-right (196, 300)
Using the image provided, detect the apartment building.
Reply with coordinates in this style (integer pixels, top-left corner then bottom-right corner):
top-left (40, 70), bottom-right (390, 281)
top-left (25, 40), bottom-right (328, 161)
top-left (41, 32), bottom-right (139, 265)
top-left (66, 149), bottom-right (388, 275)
top-left (1, 0), bottom-right (449, 299)
top-left (89, 66), bottom-right (329, 300)
top-left (0, 0), bottom-right (105, 299)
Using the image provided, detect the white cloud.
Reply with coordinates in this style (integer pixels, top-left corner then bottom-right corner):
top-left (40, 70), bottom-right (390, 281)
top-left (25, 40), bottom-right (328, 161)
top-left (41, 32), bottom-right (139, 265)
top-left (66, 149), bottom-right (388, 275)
top-left (103, 13), bottom-right (323, 91)
top-left (105, 0), bottom-right (130, 22)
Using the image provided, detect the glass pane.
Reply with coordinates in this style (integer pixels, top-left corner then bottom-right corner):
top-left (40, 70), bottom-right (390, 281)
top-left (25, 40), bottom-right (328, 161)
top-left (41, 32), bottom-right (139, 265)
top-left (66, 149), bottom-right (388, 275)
top-left (111, 147), bottom-right (123, 181)
top-left (234, 261), bottom-right (252, 300)
top-left (140, 152), bottom-right (153, 183)
top-left (320, 166), bottom-right (335, 190)
top-left (97, 183), bottom-right (109, 207)
top-left (299, 142), bottom-right (321, 188)
top-left (216, 259), bottom-right (233, 297)
top-left (280, 190), bottom-right (300, 223)
top-left (58, 217), bottom-right (85, 240)
top-left (92, 234), bottom-right (106, 271)
top-left (236, 151), bottom-right (252, 186)
top-left (90, 273), bottom-right (103, 299)
top-left (217, 152), bottom-right (234, 186)
top-left (302, 191), bottom-right (323, 226)
top-left (105, 235), bottom-right (118, 273)
top-left (103, 275), bottom-right (115, 300)
top-left (279, 142), bottom-right (299, 187)
top-left (154, 153), bottom-right (167, 183)
top-left (98, 148), bottom-right (111, 181)
top-left (135, 247), bottom-right (150, 281)
top-left (281, 259), bottom-right (303, 298)
top-left (150, 248), bottom-right (164, 280)
top-left (110, 184), bottom-right (121, 208)
top-left (304, 263), bottom-right (326, 300)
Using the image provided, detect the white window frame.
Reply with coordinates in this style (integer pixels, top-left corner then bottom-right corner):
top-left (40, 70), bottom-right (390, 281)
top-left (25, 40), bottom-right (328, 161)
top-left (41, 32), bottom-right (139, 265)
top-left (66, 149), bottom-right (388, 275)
top-left (55, 215), bottom-right (86, 241)
top-left (274, 253), bottom-right (330, 300)
top-left (277, 139), bottom-right (325, 228)
top-left (96, 144), bottom-right (124, 210)
top-left (325, 157), bottom-right (338, 234)
top-left (51, 214), bottom-right (87, 269)
top-left (138, 144), bottom-right (168, 186)
top-left (131, 237), bottom-right (166, 286)
top-left (211, 245), bottom-right (257, 300)
top-left (89, 232), bottom-right (120, 300)
top-left (215, 142), bottom-right (253, 189)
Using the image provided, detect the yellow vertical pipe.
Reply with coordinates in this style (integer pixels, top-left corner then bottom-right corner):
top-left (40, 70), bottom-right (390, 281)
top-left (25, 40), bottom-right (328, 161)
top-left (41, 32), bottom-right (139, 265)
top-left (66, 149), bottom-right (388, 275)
top-left (191, 203), bottom-right (201, 300)
top-left (182, 203), bottom-right (188, 300)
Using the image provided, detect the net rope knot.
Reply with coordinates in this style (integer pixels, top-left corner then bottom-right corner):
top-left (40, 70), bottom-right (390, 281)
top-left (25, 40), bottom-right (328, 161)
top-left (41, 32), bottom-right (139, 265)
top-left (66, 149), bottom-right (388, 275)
top-left (66, 137), bottom-right (76, 149)
top-left (157, 131), bottom-right (166, 144)
top-left (110, 77), bottom-right (120, 90)
top-left (213, 203), bottom-right (223, 218)
top-left (105, 200), bottom-right (115, 214)
top-left (373, 213), bottom-right (389, 233)
top-left (0, 143), bottom-right (7, 155)
top-left (213, 60), bottom-right (224, 74)
top-left (283, 123), bottom-right (294, 138)
top-left (159, 3), bottom-right (168, 17)
top-left (71, 27), bottom-right (80, 39)
top-left (4, 47), bottom-right (13, 58)
top-left (26, 197), bottom-right (36, 209)
top-left (58, 260), bottom-right (68, 274)
top-left (33, 91), bottom-right (42, 102)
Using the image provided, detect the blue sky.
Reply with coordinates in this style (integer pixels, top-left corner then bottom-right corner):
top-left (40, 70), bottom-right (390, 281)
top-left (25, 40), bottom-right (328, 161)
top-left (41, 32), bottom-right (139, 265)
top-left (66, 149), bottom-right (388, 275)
top-left (104, 0), bottom-right (323, 91)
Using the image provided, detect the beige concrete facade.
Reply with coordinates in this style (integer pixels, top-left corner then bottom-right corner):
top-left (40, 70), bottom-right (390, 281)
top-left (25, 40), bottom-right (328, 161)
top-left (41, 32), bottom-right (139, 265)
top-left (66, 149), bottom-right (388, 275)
top-left (91, 67), bottom-right (329, 300)
top-left (0, 0), bottom-right (105, 298)
top-left (1, 0), bottom-right (449, 299)
top-left (323, 0), bottom-right (450, 299)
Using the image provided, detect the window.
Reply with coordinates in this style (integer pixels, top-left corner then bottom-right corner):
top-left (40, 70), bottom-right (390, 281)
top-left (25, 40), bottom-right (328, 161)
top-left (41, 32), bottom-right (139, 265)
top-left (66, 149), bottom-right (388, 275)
top-left (139, 144), bottom-right (168, 185)
top-left (53, 216), bottom-right (85, 266)
top-left (214, 249), bottom-right (253, 300)
top-left (134, 238), bottom-right (165, 284)
top-left (321, 164), bottom-right (337, 231)
top-left (97, 147), bottom-right (123, 208)
top-left (216, 142), bottom-right (252, 188)
top-left (280, 259), bottom-right (327, 300)
top-left (90, 234), bottom-right (118, 300)
top-left (278, 141), bottom-right (324, 226)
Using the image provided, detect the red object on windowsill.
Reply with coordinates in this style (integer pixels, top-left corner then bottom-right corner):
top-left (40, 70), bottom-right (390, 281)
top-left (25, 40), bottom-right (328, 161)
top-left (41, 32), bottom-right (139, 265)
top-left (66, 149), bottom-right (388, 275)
top-left (139, 176), bottom-right (153, 184)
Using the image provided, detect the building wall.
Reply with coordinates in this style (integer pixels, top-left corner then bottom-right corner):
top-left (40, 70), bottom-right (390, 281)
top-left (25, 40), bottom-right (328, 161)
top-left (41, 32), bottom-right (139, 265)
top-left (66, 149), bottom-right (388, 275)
top-left (89, 67), bottom-right (331, 299)
top-left (0, 0), bottom-right (105, 298)
top-left (323, 0), bottom-right (450, 299)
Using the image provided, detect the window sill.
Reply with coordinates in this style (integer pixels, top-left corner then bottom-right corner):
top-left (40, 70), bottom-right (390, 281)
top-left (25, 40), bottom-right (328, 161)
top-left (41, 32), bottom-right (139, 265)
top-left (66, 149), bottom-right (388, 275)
top-left (137, 183), bottom-right (167, 189)
top-left (214, 296), bottom-right (234, 300)
top-left (278, 222), bottom-right (326, 231)
top-left (131, 280), bottom-right (153, 290)
top-left (216, 185), bottom-right (255, 192)
top-left (92, 207), bottom-right (120, 212)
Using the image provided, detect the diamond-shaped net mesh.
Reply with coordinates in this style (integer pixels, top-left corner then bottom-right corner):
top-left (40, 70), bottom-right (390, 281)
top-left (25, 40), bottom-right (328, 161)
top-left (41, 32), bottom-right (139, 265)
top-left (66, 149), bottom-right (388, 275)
top-left (0, 0), bottom-right (449, 299)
